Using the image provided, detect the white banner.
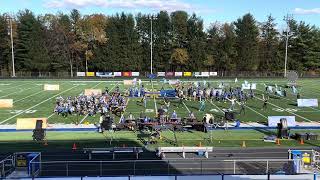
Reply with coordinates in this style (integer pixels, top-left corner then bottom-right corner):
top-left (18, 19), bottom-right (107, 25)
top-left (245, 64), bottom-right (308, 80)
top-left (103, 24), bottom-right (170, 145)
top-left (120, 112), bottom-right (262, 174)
top-left (297, 99), bottom-right (318, 107)
top-left (132, 72), bottom-right (140, 77)
top-left (77, 72), bottom-right (86, 77)
top-left (114, 72), bottom-right (122, 77)
top-left (241, 83), bottom-right (256, 90)
top-left (96, 72), bottom-right (114, 77)
top-left (201, 72), bottom-right (210, 76)
top-left (175, 72), bottom-right (183, 77)
top-left (157, 72), bottom-right (166, 77)
top-left (209, 72), bottom-right (218, 76)
top-left (268, 116), bottom-right (296, 127)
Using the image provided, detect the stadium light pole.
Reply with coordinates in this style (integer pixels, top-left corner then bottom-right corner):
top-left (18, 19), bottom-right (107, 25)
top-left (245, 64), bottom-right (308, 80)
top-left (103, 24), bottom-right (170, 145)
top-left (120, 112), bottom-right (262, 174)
top-left (284, 14), bottom-right (293, 78)
top-left (5, 14), bottom-right (15, 77)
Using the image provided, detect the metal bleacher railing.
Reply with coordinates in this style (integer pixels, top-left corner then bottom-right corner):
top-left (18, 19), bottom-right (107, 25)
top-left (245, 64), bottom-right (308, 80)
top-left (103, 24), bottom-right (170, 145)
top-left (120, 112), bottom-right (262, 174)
top-left (29, 159), bottom-right (294, 177)
top-left (0, 155), bottom-right (15, 178)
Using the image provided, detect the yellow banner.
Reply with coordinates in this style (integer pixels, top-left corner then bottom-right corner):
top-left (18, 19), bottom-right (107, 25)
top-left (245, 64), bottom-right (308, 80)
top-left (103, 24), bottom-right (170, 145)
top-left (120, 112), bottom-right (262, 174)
top-left (86, 72), bottom-right (95, 77)
top-left (0, 99), bottom-right (13, 108)
top-left (16, 118), bottom-right (48, 130)
top-left (184, 72), bottom-right (192, 77)
top-left (44, 84), bottom-right (60, 91)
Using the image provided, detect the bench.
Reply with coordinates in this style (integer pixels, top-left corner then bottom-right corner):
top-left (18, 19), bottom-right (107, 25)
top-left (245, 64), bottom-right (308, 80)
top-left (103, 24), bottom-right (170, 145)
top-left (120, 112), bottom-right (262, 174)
top-left (83, 147), bottom-right (143, 160)
top-left (156, 147), bottom-right (213, 159)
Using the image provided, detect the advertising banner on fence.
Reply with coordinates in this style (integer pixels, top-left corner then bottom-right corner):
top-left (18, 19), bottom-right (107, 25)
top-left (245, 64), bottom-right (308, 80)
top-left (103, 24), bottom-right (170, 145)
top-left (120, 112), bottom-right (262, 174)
top-left (175, 72), bottom-right (183, 77)
top-left (157, 72), bottom-right (165, 77)
top-left (166, 72), bottom-right (174, 77)
top-left (201, 72), bottom-right (210, 77)
top-left (77, 72), bottom-right (86, 77)
top-left (96, 72), bottom-right (114, 78)
top-left (86, 72), bottom-right (95, 77)
top-left (114, 72), bottom-right (122, 77)
top-left (210, 72), bottom-right (218, 76)
top-left (183, 72), bottom-right (192, 77)
top-left (297, 99), bottom-right (318, 107)
top-left (132, 72), bottom-right (140, 77)
top-left (268, 116), bottom-right (296, 127)
top-left (122, 72), bottom-right (132, 77)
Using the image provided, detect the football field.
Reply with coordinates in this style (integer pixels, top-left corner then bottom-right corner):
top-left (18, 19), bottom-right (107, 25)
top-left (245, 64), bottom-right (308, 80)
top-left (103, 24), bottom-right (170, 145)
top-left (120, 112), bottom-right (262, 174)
top-left (0, 78), bottom-right (319, 125)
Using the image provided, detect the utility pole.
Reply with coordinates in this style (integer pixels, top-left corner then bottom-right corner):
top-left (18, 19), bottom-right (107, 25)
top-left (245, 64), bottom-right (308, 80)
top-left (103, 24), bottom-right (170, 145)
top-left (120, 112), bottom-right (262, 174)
top-left (6, 15), bottom-right (15, 77)
top-left (284, 14), bottom-right (293, 77)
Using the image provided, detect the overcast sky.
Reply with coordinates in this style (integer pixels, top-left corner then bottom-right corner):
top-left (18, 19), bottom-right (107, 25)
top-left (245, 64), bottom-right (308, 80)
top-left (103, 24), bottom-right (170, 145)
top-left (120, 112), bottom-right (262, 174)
top-left (1, 0), bottom-right (320, 29)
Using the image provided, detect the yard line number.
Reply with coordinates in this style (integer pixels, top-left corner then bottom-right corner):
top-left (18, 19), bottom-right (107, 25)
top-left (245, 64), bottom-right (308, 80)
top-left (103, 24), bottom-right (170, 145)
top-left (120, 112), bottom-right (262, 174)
top-left (9, 110), bottom-right (37, 114)
top-left (272, 108), bottom-right (298, 112)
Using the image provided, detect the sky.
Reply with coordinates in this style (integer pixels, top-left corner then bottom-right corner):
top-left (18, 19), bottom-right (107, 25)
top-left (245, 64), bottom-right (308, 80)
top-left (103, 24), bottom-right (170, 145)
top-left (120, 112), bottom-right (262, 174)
top-left (1, 0), bottom-right (320, 29)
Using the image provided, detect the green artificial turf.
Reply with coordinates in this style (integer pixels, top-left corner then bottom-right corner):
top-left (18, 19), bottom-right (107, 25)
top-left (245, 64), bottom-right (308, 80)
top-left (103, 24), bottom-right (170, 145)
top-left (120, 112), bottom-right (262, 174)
top-left (0, 78), bottom-right (319, 151)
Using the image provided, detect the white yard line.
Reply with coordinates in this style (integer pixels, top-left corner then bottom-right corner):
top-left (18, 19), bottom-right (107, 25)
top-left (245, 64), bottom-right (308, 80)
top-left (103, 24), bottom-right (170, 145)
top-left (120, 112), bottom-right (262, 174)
top-left (254, 96), bottom-right (313, 122)
top-left (47, 81), bottom-right (106, 120)
top-left (236, 101), bottom-right (268, 119)
top-left (208, 100), bottom-right (224, 113)
top-left (14, 90), bottom-right (44, 103)
top-left (182, 101), bottom-right (191, 113)
top-left (151, 80), bottom-right (158, 113)
top-left (0, 88), bottom-right (31, 98)
top-left (47, 113), bottom-right (55, 119)
top-left (0, 85), bottom-right (79, 124)
top-left (79, 114), bottom-right (89, 124)
top-left (119, 98), bottom-right (130, 124)
top-left (0, 83), bottom-right (27, 91)
top-left (169, 84), bottom-right (190, 113)
top-left (13, 81), bottom-right (68, 103)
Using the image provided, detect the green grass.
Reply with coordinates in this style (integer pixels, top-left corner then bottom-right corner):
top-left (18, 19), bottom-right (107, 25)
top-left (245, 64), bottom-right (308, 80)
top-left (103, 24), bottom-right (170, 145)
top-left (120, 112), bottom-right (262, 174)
top-left (0, 130), bottom-right (320, 152)
top-left (0, 78), bottom-right (319, 124)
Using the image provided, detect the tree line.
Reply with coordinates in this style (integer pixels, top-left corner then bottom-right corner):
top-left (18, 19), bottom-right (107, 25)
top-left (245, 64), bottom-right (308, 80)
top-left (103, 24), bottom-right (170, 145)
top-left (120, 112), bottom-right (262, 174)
top-left (0, 9), bottom-right (319, 76)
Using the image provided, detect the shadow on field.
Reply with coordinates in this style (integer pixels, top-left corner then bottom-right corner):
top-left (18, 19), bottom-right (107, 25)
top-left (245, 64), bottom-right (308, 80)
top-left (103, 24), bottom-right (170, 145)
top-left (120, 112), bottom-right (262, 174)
top-left (254, 128), bottom-right (276, 137)
top-left (0, 138), bottom-right (185, 177)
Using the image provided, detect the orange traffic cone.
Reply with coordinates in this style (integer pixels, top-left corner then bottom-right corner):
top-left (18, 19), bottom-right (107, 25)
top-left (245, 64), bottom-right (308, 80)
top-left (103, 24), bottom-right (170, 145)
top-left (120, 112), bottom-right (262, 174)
top-left (276, 138), bottom-right (281, 145)
top-left (241, 141), bottom-right (246, 148)
top-left (300, 139), bottom-right (304, 145)
top-left (72, 143), bottom-right (77, 151)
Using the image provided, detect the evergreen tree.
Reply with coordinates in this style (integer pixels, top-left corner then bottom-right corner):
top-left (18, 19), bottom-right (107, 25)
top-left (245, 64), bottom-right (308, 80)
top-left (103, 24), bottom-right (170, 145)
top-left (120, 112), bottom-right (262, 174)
top-left (259, 15), bottom-right (281, 71)
top-left (234, 13), bottom-right (259, 71)
top-left (0, 15), bottom-right (11, 74)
